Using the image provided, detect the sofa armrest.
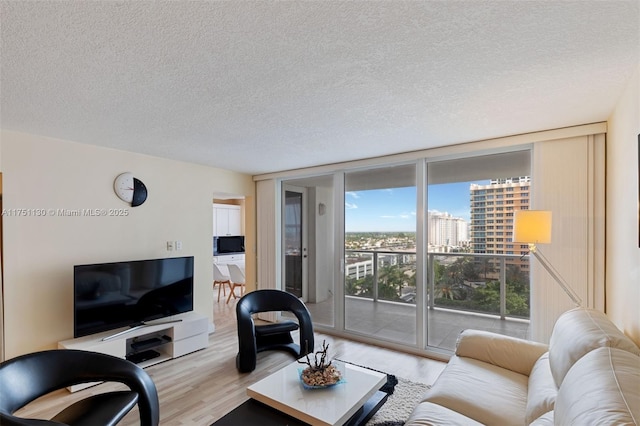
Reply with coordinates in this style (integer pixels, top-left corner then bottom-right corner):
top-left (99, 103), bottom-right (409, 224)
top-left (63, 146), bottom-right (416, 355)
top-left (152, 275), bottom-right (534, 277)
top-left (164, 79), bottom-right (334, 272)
top-left (455, 329), bottom-right (548, 376)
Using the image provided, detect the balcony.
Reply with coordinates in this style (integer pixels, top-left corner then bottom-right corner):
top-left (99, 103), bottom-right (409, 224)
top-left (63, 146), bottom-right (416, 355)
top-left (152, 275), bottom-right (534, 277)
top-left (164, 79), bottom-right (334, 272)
top-left (306, 250), bottom-right (531, 353)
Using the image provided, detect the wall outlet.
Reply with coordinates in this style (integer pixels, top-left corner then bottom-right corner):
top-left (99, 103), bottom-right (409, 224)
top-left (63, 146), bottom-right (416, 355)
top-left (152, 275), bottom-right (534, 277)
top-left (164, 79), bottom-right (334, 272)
top-left (166, 241), bottom-right (174, 251)
top-left (175, 241), bottom-right (182, 250)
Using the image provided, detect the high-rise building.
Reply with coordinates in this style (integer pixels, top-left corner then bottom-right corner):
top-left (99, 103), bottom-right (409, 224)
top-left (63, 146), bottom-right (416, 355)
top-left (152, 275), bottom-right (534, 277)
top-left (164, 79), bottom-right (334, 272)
top-left (427, 210), bottom-right (468, 250)
top-left (470, 177), bottom-right (531, 270)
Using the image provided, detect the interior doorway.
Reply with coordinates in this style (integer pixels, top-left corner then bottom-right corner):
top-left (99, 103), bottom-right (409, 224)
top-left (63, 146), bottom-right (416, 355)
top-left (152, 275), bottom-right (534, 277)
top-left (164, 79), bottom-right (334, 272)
top-left (212, 194), bottom-right (246, 322)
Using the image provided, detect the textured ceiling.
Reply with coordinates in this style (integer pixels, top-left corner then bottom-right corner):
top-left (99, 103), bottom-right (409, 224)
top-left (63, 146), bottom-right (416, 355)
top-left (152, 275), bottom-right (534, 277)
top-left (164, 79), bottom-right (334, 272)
top-left (1, 1), bottom-right (638, 175)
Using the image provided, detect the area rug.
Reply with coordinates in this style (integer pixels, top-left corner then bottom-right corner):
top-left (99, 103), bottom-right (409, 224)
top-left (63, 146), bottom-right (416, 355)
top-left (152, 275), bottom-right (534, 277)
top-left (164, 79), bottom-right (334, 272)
top-left (335, 359), bottom-right (431, 426)
top-left (365, 376), bottom-right (430, 426)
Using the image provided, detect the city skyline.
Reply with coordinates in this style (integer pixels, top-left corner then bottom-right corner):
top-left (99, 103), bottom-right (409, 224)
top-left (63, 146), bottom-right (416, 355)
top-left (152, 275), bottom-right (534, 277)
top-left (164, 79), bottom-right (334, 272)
top-left (345, 181), bottom-right (488, 232)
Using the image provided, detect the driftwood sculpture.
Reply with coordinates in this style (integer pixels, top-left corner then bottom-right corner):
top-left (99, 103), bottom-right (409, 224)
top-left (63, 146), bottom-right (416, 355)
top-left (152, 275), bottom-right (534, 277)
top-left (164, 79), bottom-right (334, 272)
top-left (297, 340), bottom-right (341, 386)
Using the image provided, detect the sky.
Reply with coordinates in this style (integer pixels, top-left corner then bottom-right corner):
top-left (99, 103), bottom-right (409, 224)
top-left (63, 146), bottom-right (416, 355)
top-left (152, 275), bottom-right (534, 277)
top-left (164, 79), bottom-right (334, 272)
top-left (345, 181), bottom-right (487, 233)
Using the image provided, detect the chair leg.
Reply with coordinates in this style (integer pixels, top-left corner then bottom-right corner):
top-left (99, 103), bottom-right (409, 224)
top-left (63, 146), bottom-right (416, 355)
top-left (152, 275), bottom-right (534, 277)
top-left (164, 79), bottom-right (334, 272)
top-left (226, 284), bottom-right (242, 304)
top-left (214, 280), bottom-right (230, 302)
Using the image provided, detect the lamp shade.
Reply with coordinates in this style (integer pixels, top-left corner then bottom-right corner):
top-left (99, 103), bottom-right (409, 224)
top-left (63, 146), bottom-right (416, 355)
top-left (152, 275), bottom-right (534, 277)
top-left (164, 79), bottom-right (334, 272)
top-left (513, 210), bottom-right (552, 244)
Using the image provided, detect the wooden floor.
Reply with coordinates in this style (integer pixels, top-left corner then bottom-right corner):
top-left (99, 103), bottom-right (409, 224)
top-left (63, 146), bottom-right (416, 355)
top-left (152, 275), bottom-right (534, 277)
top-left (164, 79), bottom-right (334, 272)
top-left (16, 294), bottom-right (446, 425)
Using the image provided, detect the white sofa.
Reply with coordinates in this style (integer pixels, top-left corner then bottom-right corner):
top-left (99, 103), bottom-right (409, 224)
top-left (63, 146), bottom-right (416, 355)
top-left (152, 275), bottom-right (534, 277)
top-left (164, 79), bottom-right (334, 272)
top-left (406, 308), bottom-right (640, 425)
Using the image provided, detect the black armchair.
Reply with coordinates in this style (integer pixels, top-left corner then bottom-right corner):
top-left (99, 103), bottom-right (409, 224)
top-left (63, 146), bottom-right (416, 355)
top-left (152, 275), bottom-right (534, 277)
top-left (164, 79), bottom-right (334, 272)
top-left (236, 289), bottom-right (314, 373)
top-left (0, 349), bottom-right (160, 426)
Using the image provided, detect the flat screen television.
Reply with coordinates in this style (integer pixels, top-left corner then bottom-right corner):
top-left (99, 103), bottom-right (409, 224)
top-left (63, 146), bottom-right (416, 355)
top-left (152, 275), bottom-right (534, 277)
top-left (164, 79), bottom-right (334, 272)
top-left (74, 256), bottom-right (194, 338)
top-left (213, 235), bottom-right (245, 255)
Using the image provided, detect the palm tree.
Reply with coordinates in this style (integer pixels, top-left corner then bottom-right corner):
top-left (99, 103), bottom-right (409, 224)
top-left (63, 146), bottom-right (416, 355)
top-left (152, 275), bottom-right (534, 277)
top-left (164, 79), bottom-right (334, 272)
top-left (433, 257), bottom-right (470, 301)
top-left (435, 283), bottom-right (462, 300)
top-left (377, 264), bottom-right (405, 301)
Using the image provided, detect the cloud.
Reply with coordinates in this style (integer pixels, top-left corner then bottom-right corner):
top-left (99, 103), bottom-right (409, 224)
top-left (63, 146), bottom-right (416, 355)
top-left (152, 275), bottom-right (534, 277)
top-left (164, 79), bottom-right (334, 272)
top-left (346, 191), bottom-right (360, 199)
top-left (345, 202), bottom-right (358, 209)
top-left (383, 212), bottom-right (415, 219)
top-left (380, 211), bottom-right (415, 220)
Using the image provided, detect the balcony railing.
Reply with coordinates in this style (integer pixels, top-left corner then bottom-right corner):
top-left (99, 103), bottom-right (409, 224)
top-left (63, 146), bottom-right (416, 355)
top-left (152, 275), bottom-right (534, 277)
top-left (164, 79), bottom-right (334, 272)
top-left (345, 250), bottom-right (531, 320)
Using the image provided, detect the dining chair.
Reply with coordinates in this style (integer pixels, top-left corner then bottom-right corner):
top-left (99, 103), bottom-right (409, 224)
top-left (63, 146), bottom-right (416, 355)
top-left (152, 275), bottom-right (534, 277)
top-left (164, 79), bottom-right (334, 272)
top-left (213, 263), bottom-right (231, 302)
top-left (226, 263), bottom-right (246, 304)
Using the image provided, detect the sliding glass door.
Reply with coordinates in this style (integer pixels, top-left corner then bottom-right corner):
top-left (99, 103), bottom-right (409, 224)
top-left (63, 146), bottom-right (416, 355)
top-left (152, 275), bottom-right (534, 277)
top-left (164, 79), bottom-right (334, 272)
top-left (275, 149), bottom-right (533, 354)
top-left (425, 150), bottom-right (532, 350)
top-left (343, 164), bottom-right (418, 345)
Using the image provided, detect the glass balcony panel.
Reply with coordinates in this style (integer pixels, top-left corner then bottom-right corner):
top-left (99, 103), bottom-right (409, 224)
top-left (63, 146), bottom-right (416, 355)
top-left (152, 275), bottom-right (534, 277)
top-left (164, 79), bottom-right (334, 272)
top-left (337, 250), bottom-right (530, 352)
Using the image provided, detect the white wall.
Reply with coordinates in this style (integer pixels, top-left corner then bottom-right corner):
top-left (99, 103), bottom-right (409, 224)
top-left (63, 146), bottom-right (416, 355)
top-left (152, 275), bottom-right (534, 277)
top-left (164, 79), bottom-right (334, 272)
top-left (606, 64), bottom-right (640, 344)
top-left (0, 130), bottom-right (254, 358)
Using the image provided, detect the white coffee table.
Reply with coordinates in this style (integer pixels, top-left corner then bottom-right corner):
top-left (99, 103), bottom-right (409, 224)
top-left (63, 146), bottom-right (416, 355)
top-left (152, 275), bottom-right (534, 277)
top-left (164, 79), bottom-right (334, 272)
top-left (247, 360), bottom-right (387, 426)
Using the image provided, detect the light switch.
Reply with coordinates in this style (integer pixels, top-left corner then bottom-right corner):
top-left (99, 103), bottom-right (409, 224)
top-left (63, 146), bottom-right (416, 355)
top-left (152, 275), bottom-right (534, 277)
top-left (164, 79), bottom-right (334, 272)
top-left (167, 241), bottom-right (174, 251)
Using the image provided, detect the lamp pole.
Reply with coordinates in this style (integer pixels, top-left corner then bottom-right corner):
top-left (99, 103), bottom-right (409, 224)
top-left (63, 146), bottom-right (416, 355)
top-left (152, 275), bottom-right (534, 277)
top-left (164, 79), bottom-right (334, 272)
top-left (528, 243), bottom-right (582, 307)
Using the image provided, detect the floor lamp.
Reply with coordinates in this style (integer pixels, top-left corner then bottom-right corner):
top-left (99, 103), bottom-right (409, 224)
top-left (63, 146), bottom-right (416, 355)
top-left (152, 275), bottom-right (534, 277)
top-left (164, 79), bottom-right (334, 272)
top-left (512, 210), bottom-right (582, 307)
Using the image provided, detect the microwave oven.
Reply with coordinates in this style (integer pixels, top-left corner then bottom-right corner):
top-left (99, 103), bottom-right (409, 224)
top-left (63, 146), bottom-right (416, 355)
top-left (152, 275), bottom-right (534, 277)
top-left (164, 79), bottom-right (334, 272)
top-left (213, 235), bottom-right (245, 255)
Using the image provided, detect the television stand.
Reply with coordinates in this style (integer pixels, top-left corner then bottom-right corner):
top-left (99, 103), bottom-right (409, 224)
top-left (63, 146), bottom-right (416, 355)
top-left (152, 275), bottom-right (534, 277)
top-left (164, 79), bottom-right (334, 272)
top-left (127, 349), bottom-right (161, 364)
top-left (59, 311), bottom-right (208, 392)
top-left (101, 318), bottom-right (183, 341)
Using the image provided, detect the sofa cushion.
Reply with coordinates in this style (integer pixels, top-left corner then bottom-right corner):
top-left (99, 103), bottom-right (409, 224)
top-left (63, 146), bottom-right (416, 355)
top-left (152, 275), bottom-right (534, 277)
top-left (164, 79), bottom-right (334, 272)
top-left (528, 410), bottom-right (554, 425)
top-left (455, 329), bottom-right (548, 376)
top-left (555, 347), bottom-right (640, 425)
top-left (525, 352), bottom-right (557, 424)
top-left (549, 308), bottom-right (640, 387)
top-left (405, 402), bottom-right (483, 426)
top-left (424, 355), bottom-right (529, 425)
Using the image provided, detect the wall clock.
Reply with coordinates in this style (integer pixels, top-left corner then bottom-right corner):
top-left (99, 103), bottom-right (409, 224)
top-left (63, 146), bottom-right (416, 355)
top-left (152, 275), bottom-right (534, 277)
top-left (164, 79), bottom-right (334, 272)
top-left (113, 172), bottom-right (148, 207)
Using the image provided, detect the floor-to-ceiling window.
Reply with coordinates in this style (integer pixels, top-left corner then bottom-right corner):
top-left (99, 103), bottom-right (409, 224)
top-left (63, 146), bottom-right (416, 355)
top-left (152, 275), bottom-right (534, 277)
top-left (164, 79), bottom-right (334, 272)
top-left (258, 126), bottom-right (604, 353)
top-left (343, 164), bottom-right (418, 345)
top-left (279, 153), bottom-right (532, 352)
top-left (424, 150), bottom-right (532, 350)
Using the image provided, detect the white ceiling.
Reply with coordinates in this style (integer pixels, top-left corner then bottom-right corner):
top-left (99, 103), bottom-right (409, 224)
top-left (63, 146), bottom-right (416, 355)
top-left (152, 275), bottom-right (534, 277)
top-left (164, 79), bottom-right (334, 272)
top-left (1, 1), bottom-right (638, 175)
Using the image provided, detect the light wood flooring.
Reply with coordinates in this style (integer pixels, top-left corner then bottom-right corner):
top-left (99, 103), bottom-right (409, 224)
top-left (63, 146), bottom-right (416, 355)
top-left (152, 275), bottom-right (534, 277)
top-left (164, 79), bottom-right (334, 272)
top-left (16, 291), bottom-right (446, 425)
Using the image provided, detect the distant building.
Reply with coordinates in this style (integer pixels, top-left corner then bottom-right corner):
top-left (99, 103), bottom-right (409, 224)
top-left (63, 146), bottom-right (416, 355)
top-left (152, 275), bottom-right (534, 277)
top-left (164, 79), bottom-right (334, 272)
top-left (345, 256), bottom-right (373, 280)
top-left (345, 251), bottom-right (416, 281)
top-left (428, 210), bottom-right (468, 249)
top-left (470, 177), bottom-right (531, 270)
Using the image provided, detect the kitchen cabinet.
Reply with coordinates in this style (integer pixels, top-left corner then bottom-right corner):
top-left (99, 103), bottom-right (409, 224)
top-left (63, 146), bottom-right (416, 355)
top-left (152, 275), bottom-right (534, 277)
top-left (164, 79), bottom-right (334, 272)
top-left (213, 204), bottom-right (242, 236)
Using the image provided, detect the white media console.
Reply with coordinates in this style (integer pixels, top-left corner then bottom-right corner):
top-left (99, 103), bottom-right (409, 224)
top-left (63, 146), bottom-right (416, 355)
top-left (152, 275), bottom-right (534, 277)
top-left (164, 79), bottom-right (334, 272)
top-left (58, 311), bottom-right (208, 392)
